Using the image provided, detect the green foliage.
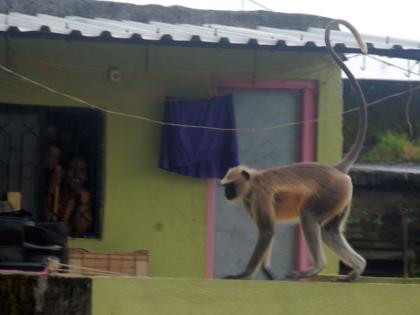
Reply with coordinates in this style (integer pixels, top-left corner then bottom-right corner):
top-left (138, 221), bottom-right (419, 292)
top-left (372, 213), bottom-right (384, 226)
top-left (348, 209), bottom-right (385, 226)
top-left (347, 208), bottom-right (370, 225)
top-left (410, 264), bottom-right (420, 278)
top-left (362, 132), bottom-right (420, 163)
top-left (402, 208), bottom-right (418, 224)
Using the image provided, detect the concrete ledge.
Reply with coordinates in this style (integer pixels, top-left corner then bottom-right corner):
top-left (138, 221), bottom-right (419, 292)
top-left (93, 276), bottom-right (420, 315)
top-left (315, 274), bottom-right (420, 284)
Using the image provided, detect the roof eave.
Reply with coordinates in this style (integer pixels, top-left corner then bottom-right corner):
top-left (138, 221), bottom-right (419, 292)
top-left (1, 29), bottom-right (420, 60)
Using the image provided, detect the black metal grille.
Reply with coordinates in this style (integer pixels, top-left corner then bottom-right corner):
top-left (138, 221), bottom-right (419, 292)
top-left (0, 104), bottom-right (104, 238)
top-left (0, 105), bottom-right (42, 215)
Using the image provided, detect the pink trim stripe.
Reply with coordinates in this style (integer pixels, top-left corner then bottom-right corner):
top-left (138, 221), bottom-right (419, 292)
top-left (296, 85), bottom-right (317, 271)
top-left (205, 179), bottom-right (216, 278)
top-left (300, 86), bottom-right (317, 163)
top-left (205, 88), bottom-right (220, 279)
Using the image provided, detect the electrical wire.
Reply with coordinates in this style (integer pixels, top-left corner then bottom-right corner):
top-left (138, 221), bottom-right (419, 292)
top-left (243, 0), bottom-right (420, 80)
top-left (367, 55), bottom-right (420, 78)
top-left (404, 80), bottom-right (415, 139)
top-left (248, 0), bottom-right (273, 12)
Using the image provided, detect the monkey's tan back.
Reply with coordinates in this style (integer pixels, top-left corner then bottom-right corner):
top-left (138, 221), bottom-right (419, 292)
top-left (255, 163), bottom-right (353, 223)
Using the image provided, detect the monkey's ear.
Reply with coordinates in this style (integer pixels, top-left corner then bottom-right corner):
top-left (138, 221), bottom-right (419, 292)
top-left (241, 170), bottom-right (250, 180)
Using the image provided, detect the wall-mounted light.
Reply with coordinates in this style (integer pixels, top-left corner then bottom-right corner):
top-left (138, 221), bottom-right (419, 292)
top-left (108, 67), bottom-right (121, 82)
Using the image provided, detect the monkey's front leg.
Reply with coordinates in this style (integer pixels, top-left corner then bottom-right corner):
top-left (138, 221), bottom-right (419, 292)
top-left (224, 221), bottom-right (274, 280)
top-left (261, 239), bottom-right (275, 280)
top-left (261, 266), bottom-right (275, 280)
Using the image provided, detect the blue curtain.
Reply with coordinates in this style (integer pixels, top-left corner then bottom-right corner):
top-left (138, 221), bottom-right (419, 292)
top-left (159, 95), bottom-right (239, 179)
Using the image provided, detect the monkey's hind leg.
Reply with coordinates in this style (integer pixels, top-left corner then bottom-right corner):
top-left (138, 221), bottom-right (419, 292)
top-left (287, 210), bottom-right (326, 280)
top-left (322, 207), bottom-right (366, 282)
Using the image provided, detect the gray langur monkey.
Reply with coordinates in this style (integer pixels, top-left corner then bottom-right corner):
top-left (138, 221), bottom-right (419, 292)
top-left (221, 19), bottom-right (368, 282)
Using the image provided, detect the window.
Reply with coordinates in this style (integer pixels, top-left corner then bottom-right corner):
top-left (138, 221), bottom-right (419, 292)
top-left (0, 104), bottom-right (104, 238)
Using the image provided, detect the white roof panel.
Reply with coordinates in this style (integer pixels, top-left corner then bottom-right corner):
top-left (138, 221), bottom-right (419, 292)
top-left (1, 12), bottom-right (420, 59)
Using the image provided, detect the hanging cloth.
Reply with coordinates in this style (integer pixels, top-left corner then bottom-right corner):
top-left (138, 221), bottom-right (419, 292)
top-left (159, 95), bottom-right (239, 179)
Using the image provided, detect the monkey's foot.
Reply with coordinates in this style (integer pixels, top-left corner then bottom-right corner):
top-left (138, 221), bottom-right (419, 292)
top-left (286, 267), bottom-right (322, 280)
top-left (331, 271), bottom-right (360, 283)
top-left (223, 273), bottom-right (251, 280)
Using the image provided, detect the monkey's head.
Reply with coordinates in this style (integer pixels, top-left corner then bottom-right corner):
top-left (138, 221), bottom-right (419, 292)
top-left (220, 165), bottom-right (253, 202)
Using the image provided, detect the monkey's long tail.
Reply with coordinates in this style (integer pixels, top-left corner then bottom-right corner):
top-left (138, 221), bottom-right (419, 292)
top-left (325, 20), bottom-right (368, 174)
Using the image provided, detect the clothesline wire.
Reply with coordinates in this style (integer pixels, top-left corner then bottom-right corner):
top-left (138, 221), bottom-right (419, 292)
top-left (0, 53), bottom-right (353, 113)
top-left (0, 62), bottom-right (419, 133)
top-left (6, 53), bottom-right (420, 80)
top-left (0, 55), bottom-right (351, 107)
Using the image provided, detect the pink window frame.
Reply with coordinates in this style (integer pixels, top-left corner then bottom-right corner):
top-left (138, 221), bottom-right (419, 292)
top-left (205, 79), bottom-right (317, 278)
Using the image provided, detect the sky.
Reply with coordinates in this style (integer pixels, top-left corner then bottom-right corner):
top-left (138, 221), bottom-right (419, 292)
top-left (99, 0), bottom-right (420, 40)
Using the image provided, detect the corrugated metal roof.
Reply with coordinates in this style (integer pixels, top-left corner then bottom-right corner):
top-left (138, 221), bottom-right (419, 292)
top-left (1, 12), bottom-right (420, 59)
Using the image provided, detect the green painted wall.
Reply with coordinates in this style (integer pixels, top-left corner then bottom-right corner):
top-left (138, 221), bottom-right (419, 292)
top-left (0, 37), bottom-right (342, 277)
top-left (93, 277), bottom-right (420, 315)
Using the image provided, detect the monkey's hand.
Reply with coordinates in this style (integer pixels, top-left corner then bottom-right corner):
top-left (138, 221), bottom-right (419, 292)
top-left (223, 272), bottom-right (251, 280)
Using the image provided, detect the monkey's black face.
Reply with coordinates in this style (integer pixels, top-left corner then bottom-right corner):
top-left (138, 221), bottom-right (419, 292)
top-left (224, 182), bottom-right (237, 200)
